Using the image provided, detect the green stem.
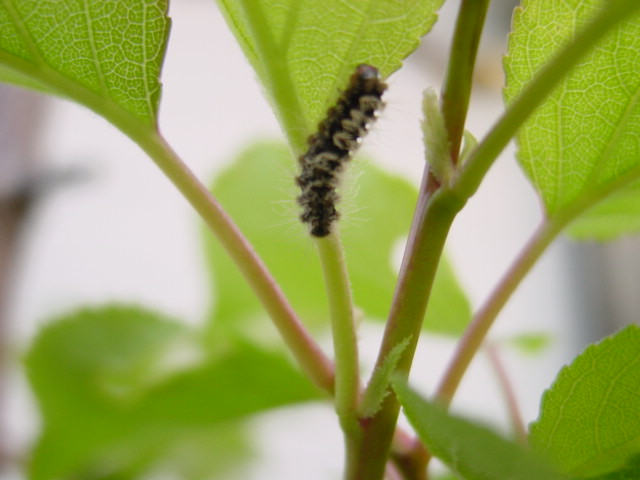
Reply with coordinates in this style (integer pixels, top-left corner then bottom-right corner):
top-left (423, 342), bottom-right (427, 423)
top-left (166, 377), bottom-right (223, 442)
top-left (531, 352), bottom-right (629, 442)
top-left (452, 0), bottom-right (640, 202)
top-left (378, 180), bottom-right (463, 380)
top-left (435, 217), bottom-right (562, 406)
top-left (390, 430), bottom-right (430, 480)
top-left (440, 0), bottom-right (490, 165)
top-left (135, 129), bottom-right (336, 394)
top-left (349, 173), bottom-right (465, 479)
top-left (345, 2), bottom-right (640, 475)
top-left (316, 234), bottom-right (360, 457)
top-left (317, 234), bottom-right (359, 414)
top-left (348, 1), bottom-right (491, 476)
top-left (435, 0), bottom-right (640, 410)
top-left (485, 343), bottom-right (527, 445)
top-left (436, 155), bottom-right (640, 407)
top-left (0, 50), bottom-right (336, 394)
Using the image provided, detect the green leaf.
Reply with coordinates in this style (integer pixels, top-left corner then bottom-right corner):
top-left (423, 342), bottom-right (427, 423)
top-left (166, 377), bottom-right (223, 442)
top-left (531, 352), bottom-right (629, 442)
top-left (203, 141), bottom-right (471, 339)
top-left (359, 336), bottom-right (411, 418)
top-left (529, 325), bottom-right (640, 478)
top-left (587, 454), bottom-right (640, 480)
top-left (504, 0), bottom-right (640, 240)
top-left (215, 0), bottom-right (443, 150)
top-left (393, 380), bottom-right (568, 480)
top-left (565, 183), bottom-right (640, 240)
top-left (426, 255), bottom-right (471, 336)
top-left (0, 0), bottom-right (169, 125)
top-left (25, 305), bottom-right (319, 480)
top-left (501, 332), bottom-right (551, 355)
top-left (432, 474), bottom-right (462, 480)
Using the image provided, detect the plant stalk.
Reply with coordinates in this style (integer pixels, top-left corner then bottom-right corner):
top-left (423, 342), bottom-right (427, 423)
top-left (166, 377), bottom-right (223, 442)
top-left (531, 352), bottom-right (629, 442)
top-left (452, 0), bottom-right (640, 202)
top-left (435, 0), bottom-right (640, 410)
top-left (485, 343), bottom-right (528, 444)
top-left (347, 0), bottom-right (491, 476)
top-left (346, 0), bottom-right (640, 471)
top-left (440, 0), bottom-right (490, 165)
top-left (0, 28), bottom-right (336, 395)
top-left (436, 152), bottom-right (640, 407)
top-left (390, 430), bottom-right (430, 480)
top-left (348, 172), bottom-right (465, 479)
top-left (135, 130), bottom-right (336, 394)
top-left (316, 234), bottom-right (361, 470)
top-left (435, 219), bottom-right (561, 406)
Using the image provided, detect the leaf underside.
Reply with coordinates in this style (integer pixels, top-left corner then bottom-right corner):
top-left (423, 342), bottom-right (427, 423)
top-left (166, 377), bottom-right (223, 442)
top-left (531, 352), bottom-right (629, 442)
top-left (394, 380), bottom-right (567, 480)
top-left (504, 0), bottom-right (640, 240)
top-left (0, 0), bottom-right (169, 125)
top-left (215, 0), bottom-right (444, 150)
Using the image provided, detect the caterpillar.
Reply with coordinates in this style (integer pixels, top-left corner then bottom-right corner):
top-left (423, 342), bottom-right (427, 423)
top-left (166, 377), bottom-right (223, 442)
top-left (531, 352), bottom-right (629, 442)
top-left (296, 64), bottom-right (387, 237)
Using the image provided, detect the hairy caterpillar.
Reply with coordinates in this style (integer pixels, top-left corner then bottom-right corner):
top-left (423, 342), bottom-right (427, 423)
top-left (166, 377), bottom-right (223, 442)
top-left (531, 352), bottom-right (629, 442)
top-left (296, 64), bottom-right (387, 237)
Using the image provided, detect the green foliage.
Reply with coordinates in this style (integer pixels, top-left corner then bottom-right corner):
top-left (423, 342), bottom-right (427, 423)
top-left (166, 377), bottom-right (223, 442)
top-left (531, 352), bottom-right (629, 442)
top-left (25, 306), bottom-right (320, 480)
top-left (502, 332), bottom-right (551, 355)
top-left (1, 0), bottom-right (638, 478)
top-left (0, 0), bottom-right (169, 125)
top-left (432, 474), bottom-right (462, 480)
top-left (529, 325), bottom-right (640, 478)
top-left (359, 336), bottom-right (411, 418)
top-left (587, 455), bottom-right (640, 480)
top-left (203, 141), bottom-right (471, 339)
top-left (214, 0), bottom-right (443, 150)
top-left (504, 0), bottom-right (640, 240)
top-left (427, 256), bottom-right (472, 336)
top-left (393, 380), bottom-right (568, 480)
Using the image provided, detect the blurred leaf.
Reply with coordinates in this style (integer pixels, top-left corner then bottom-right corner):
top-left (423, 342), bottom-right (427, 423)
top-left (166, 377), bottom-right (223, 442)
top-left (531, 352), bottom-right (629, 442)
top-left (432, 474), bottom-right (462, 480)
top-left (0, 0), bottom-right (169, 125)
top-left (529, 325), bottom-right (640, 478)
top-left (504, 0), bottom-right (640, 240)
top-left (205, 142), bottom-right (329, 337)
top-left (151, 424), bottom-right (251, 480)
top-left (393, 380), bottom-right (568, 480)
top-left (203, 141), bottom-right (471, 340)
top-left (425, 256), bottom-right (471, 336)
top-left (586, 454), bottom-right (640, 480)
top-left (501, 332), bottom-right (552, 355)
top-left (25, 305), bottom-right (320, 480)
top-left (215, 0), bottom-right (443, 150)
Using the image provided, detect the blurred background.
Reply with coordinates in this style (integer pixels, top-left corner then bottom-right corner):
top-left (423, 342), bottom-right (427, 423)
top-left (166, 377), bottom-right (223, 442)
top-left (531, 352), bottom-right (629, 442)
top-left (1, 0), bottom-right (637, 478)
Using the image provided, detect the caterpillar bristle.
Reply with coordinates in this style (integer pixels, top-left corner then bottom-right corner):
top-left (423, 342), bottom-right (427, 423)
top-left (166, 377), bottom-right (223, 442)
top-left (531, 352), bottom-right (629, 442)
top-left (296, 64), bottom-right (387, 237)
